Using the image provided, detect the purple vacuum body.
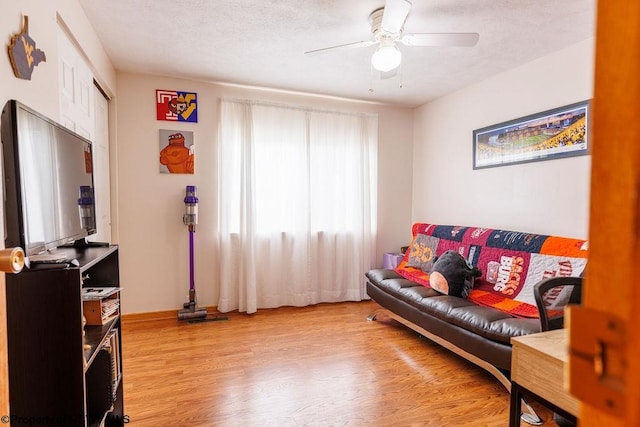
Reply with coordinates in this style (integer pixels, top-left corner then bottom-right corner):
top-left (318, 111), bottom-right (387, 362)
top-left (178, 185), bottom-right (207, 321)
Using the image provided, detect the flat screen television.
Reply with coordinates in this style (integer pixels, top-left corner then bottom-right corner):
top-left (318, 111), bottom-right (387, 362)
top-left (1, 100), bottom-right (96, 256)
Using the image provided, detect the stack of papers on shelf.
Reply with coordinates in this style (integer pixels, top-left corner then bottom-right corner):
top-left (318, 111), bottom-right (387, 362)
top-left (82, 287), bottom-right (120, 300)
top-left (101, 298), bottom-right (120, 319)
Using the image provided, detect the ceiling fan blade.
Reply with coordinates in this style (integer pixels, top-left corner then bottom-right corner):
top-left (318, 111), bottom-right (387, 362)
top-left (400, 33), bottom-right (480, 47)
top-left (304, 40), bottom-right (377, 56)
top-left (381, 0), bottom-right (412, 34)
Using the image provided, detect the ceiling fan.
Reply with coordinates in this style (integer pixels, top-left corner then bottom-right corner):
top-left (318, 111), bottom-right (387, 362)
top-left (304, 0), bottom-right (479, 73)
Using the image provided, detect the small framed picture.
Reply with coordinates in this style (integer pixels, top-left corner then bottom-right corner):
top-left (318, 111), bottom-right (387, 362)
top-left (159, 129), bottom-right (194, 174)
top-left (156, 90), bottom-right (198, 123)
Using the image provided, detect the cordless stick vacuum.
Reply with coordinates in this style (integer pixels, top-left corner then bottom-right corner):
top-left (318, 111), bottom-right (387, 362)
top-left (178, 185), bottom-right (208, 321)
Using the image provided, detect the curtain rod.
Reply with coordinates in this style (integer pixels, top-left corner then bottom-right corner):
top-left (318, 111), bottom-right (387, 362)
top-left (221, 97), bottom-right (378, 119)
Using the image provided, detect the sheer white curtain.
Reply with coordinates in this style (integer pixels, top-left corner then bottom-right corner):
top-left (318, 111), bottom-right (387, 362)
top-left (217, 99), bottom-right (378, 313)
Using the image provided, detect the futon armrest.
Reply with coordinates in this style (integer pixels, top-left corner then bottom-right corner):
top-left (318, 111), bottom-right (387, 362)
top-left (533, 276), bottom-right (583, 331)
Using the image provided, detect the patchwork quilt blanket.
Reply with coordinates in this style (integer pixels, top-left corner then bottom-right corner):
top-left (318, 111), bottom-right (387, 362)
top-left (395, 223), bottom-right (588, 318)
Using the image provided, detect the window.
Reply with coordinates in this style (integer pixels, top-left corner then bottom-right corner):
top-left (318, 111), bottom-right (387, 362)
top-left (217, 99), bottom-right (378, 313)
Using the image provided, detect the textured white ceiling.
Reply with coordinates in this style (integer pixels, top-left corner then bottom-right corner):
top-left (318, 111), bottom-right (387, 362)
top-left (79, 0), bottom-right (596, 107)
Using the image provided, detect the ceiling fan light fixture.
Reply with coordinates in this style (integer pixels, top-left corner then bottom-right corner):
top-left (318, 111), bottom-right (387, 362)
top-left (371, 44), bottom-right (402, 72)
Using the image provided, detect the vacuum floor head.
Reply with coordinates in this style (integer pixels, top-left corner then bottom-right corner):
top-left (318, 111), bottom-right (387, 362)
top-left (178, 307), bottom-right (208, 321)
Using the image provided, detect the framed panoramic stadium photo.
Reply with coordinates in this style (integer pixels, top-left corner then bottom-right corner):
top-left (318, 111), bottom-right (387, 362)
top-left (472, 100), bottom-right (590, 169)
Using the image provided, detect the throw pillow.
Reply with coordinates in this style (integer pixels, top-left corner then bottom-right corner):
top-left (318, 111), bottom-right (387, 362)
top-left (405, 234), bottom-right (439, 271)
top-left (429, 250), bottom-right (482, 298)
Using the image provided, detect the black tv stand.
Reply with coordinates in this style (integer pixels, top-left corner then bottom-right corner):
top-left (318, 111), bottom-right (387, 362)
top-left (6, 245), bottom-right (125, 426)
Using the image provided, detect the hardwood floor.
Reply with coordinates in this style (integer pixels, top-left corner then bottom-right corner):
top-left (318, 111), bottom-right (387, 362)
top-left (122, 301), bottom-right (557, 426)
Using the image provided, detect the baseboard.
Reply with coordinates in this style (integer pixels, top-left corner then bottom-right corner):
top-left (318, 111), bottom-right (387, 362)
top-left (122, 305), bottom-right (218, 323)
top-left (123, 301), bottom-right (374, 323)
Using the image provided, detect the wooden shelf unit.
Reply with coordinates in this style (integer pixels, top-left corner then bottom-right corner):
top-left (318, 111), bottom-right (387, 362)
top-left (5, 245), bottom-right (124, 427)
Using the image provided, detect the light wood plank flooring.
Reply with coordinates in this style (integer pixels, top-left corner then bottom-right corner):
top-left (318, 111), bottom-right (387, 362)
top-left (122, 301), bottom-right (557, 426)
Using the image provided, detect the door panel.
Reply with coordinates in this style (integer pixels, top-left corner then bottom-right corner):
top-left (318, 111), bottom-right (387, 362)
top-left (570, 0), bottom-right (640, 425)
top-left (91, 88), bottom-right (112, 243)
top-left (57, 26), bottom-right (111, 244)
top-left (0, 274), bottom-right (7, 420)
top-left (57, 27), bottom-right (94, 141)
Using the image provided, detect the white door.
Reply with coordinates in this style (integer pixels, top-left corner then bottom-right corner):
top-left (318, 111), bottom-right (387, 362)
top-left (57, 27), bottom-right (111, 243)
top-left (57, 27), bottom-right (94, 141)
top-left (91, 88), bottom-right (112, 243)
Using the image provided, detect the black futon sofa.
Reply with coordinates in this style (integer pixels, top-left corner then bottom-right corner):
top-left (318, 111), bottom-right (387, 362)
top-left (365, 223), bottom-right (587, 424)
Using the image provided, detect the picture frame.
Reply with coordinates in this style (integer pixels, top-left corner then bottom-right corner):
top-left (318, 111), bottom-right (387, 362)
top-left (159, 129), bottom-right (195, 174)
top-left (472, 100), bottom-right (590, 170)
top-left (156, 89), bottom-right (198, 123)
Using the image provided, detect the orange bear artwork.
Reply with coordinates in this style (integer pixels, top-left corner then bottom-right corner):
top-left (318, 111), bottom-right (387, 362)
top-left (160, 132), bottom-right (194, 174)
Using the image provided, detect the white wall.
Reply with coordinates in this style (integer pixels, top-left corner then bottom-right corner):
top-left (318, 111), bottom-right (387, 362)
top-left (0, 1), bottom-right (115, 410)
top-left (0, 1), bottom-right (595, 315)
top-left (0, 0), bottom-right (116, 119)
top-left (412, 39), bottom-right (595, 239)
top-left (0, 0), bottom-right (117, 247)
top-left (115, 73), bottom-right (414, 314)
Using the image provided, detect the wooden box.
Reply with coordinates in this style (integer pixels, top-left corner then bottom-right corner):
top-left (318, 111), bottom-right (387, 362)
top-left (82, 288), bottom-right (120, 326)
